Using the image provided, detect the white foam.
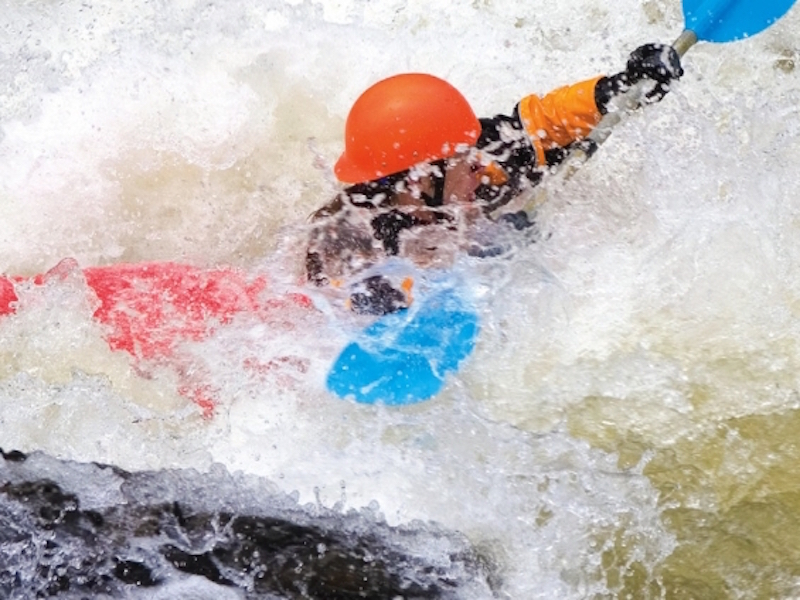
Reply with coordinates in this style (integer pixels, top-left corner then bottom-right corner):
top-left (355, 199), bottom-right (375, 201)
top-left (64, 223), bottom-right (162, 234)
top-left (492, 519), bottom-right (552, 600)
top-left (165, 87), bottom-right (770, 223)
top-left (2, 0), bottom-right (799, 595)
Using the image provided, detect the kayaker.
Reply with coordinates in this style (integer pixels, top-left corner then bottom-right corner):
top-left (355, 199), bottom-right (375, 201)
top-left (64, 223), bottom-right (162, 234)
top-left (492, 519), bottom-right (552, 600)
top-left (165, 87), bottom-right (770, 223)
top-left (305, 43), bottom-right (683, 315)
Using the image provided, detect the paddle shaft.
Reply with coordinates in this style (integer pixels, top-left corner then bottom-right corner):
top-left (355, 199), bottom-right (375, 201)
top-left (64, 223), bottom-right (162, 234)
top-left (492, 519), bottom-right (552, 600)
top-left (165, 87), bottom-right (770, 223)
top-left (508, 29), bottom-right (698, 216)
top-left (575, 0), bottom-right (795, 153)
top-left (574, 30), bottom-right (697, 156)
top-left (498, 0), bottom-right (797, 219)
top-left (489, 33), bottom-right (695, 221)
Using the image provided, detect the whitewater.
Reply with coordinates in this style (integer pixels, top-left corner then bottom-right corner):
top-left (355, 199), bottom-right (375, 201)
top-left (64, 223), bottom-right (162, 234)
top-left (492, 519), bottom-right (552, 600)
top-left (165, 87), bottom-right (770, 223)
top-left (1, 0), bottom-right (799, 597)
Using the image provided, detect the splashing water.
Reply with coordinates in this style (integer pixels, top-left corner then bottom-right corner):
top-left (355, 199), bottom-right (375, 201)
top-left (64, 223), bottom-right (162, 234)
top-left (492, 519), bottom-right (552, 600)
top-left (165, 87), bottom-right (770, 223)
top-left (2, 0), bottom-right (800, 596)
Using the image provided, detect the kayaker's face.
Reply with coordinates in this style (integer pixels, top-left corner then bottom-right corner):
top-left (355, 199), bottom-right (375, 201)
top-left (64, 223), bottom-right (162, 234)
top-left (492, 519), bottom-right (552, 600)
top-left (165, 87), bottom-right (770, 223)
top-left (398, 153), bottom-right (483, 209)
top-left (442, 156), bottom-right (483, 204)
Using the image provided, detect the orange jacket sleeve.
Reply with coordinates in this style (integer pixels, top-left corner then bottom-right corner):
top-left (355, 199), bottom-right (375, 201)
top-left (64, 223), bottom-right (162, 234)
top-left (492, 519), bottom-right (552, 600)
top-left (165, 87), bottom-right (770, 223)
top-left (517, 75), bottom-right (604, 166)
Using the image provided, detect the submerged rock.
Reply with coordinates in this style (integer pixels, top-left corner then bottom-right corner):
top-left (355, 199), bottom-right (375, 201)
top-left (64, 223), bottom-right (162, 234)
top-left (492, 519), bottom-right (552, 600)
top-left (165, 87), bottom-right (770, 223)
top-left (0, 449), bottom-right (497, 599)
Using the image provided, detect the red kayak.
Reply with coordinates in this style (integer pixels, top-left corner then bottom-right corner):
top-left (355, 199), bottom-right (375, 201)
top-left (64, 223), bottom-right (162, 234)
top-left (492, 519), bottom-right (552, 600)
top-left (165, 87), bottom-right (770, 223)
top-left (0, 259), bottom-right (314, 415)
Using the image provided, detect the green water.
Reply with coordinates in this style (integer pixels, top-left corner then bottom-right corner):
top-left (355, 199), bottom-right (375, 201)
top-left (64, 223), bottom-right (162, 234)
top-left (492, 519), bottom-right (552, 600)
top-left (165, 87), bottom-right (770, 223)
top-left (571, 404), bottom-right (800, 598)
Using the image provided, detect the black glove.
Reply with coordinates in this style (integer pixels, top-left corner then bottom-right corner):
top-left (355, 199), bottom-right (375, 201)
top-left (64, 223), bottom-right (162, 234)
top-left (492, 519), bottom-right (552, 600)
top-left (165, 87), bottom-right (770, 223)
top-left (595, 43), bottom-right (683, 113)
top-left (626, 43), bottom-right (683, 99)
top-left (349, 275), bottom-right (410, 316)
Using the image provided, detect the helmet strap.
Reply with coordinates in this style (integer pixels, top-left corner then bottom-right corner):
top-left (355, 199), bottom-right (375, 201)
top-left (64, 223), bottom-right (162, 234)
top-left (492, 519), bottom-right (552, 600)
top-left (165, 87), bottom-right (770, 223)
top-left (420, 159), bottom-right (447, 208)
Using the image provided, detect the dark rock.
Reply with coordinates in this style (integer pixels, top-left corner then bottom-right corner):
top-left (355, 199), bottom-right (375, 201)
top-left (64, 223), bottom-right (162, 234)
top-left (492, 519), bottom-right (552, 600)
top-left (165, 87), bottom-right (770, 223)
top-left (0, 448), bottom-right (497, 598)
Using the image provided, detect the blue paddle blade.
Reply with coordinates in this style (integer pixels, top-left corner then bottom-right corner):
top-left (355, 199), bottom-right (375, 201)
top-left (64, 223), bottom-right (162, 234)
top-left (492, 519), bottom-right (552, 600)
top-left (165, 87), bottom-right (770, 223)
top-left (326, 287), bottom-right (479, 405)
top-left (683, 0), bottom-right (796, 43)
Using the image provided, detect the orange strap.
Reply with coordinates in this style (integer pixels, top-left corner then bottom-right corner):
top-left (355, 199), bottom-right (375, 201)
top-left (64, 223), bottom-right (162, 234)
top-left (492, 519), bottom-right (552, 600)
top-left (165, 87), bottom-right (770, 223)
top-left (518, 75), bottom-right (604, 166)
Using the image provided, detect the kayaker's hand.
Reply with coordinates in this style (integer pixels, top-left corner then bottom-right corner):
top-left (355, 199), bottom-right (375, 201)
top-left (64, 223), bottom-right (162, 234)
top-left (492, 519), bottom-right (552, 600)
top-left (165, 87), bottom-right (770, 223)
top-left (595, 43), bottom-right (683, 113)
top-left (348, 275), bottom-right (412, 316)
top-left (625, 43), bottom-right (683, 102)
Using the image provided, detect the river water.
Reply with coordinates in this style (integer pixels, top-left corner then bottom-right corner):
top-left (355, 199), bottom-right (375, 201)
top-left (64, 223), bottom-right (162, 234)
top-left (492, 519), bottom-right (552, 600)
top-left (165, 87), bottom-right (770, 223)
top-left (1, 0), bottom-right (799, 597)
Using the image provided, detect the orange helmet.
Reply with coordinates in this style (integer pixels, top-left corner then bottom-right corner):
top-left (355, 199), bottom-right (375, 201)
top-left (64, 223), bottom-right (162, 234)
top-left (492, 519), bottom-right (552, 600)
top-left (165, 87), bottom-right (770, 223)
top-left (334, 73), bottom-right (481, 184)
